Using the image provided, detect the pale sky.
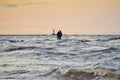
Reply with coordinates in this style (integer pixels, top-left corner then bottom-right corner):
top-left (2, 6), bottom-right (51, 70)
top-left (0, 0), bottom-right (120, 34)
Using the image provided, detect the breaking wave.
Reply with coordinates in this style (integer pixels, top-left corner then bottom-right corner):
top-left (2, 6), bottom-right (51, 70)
top-left (38, 66), bottom-right (120, 80)
top-left (0, 44), bottom-right (37, 52)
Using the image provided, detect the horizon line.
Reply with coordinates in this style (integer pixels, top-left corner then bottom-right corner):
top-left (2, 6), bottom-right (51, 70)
top-left (0, 33), bottom-right (120, 36)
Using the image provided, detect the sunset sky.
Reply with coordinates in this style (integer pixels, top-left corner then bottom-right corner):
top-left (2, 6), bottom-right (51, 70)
top-left (0, 0), bottom-right (120, 34)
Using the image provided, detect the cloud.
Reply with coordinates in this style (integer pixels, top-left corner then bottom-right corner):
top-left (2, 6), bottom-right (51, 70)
top-left (0, 2), bottom-right (49, 8)
top-left (1, 4), bottom-right (18, 7)
top-left (21, 2), bottom-right (34, 6)
top-left (37, 2), bottom-right (50, 5)
top-left (113, 9), bottom-right (120, 13)
top-left (22, 2), bottom-right (49, 6)
top-left (116, 10), bottom-right (120, 12)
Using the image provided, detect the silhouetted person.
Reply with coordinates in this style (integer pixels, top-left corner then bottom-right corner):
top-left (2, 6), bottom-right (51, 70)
top-left (57, 30), bottom-right (62, 40)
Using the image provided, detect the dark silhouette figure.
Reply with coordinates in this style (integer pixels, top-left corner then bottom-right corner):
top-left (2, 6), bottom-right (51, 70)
top-left (57, 30), bottom-right (62, 40)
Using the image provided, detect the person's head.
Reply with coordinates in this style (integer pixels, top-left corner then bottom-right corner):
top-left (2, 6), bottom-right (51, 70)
top-left (59, 30), bottom-right (61, 32)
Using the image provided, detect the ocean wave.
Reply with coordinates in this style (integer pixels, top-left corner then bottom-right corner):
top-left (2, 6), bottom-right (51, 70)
top-left (0, 44), bottom-right (38, 52)
top-left (97, 37), bottom-right (120, 42)
top-left (1, 67), bottom-right (120, 80)
top-left (64, 68), bottom-right (120, 79)
top-left (108, 37), bottom-right (120, 41)
top-left (5, 46), bottom-right (36, 52)
top-left (2, 70), bottom-right (30, 75)
top-left (0, 39), bottom-right (8, 42)
top-left (9, 40), bottom-right (24, 43)
top-left (94, 66), bottom-right (120, 79)
top-left (57, 39), bottom-right (69, 43)
top-left (38, 67), bottom-right (95, 80)
top-left (41, 66), bottom-right (120, 80)
top-left (93, 47), bottom-right (118, 53)
top-left (83, 47), bottom-right (118, 53)
top-left (112, 56), bottom-right (120, 62)
top-left (46, 52), bottom-right (67, 55)
top-left (57, 38), bottom-right (91, 43)
top-left (79, 40), bottom-right (91, 43)
top-left (0, 70), bottom-right (30, 79)
top-left (0, 39), bottom-right (24, 44)
top-left (62, 69), bottom-right (94, 80)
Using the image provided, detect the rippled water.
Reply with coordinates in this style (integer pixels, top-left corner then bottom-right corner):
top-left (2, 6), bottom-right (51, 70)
top-left (0, 35), bottom-right (120, 80)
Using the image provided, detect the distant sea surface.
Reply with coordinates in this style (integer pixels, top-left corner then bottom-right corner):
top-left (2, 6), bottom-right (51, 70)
top-left (0, 35), bottom-right (120, 80)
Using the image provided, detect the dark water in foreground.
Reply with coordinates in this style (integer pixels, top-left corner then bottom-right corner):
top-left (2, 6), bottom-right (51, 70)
top-left (0, 35), bottom-right (120, 80)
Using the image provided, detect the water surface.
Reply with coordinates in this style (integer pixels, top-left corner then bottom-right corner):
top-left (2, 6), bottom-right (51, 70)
top-left (0, 35), bottom-right (120, 80)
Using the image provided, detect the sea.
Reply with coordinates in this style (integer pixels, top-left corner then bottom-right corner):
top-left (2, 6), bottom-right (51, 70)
top-left (0, 35), bottom-right (120, 80)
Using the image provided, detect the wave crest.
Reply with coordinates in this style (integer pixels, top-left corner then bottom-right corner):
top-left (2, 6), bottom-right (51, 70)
top-left (42, 66), bottom-right (120, 80)
top-left (0, 44), bottom-right (37, 52)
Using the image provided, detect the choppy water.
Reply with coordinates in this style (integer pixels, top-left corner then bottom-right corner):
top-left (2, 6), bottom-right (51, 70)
top-left (0, 35), bottom-right (120, 80)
